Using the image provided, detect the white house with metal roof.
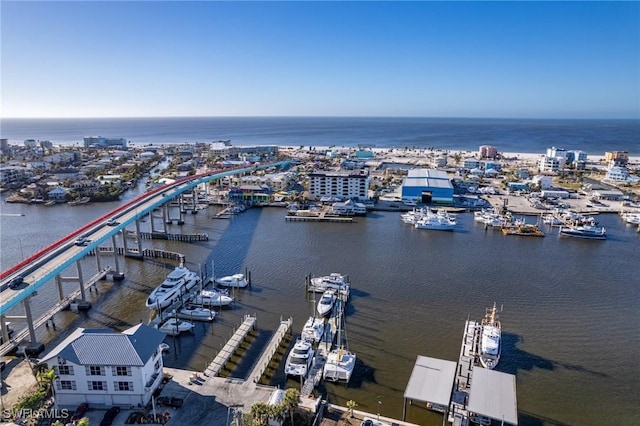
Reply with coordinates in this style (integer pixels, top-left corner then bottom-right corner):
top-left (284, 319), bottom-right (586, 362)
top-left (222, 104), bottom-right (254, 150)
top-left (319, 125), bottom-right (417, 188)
top-left (38, 324), bottom-right (166, 408)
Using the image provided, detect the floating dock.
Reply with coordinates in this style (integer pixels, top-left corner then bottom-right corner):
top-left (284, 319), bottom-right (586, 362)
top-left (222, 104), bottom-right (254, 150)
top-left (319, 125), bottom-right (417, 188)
top-left (248, 317), bottom-right (292, 383)
top-left (205, 314), bottom-right (257, 377)
top-left (285, 212), bottom-right (353, 223)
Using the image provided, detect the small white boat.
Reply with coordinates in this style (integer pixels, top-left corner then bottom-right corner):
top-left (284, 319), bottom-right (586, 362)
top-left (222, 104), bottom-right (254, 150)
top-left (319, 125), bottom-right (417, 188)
top-left (284, 338), bottom-right (314, 378)
top-left (215, 273), bottom-right (248, 288)
top-left (301, 316), bottom-right (325, 344)
top-left (174, 304), bottom-right (216, 322)
top-left (193, 289), bottom-right (234, 307)
top-left (479, 303), bottom-right (501, 370)
top-left (317, 289), bottom-right (337, 316)
top-left (146, 266), bottom-right (201, 309)
top-left (157, 318), bottom-right (195, 336)
top-left (414, 210), bottom-right (457, 231)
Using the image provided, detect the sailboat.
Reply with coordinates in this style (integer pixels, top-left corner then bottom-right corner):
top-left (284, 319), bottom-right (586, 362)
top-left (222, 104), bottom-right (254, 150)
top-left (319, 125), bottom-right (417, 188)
top-left (323, 301), bottom-right (356, 382)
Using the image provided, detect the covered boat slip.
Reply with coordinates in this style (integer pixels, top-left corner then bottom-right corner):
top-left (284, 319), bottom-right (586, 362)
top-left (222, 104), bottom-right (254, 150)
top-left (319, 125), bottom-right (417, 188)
top-left (402, 356), bottom-right (518, 425)
top-left (467, 368), bottom-right (518, 426)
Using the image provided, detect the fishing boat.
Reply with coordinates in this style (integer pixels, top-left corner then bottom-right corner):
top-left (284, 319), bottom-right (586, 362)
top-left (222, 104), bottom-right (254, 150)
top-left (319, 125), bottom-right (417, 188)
top-left (145, 266), bottom-right (201, 309)
top-left (323, 306), bottom-right (356, 382)
top-left (193, 288), bottom-right (234, 307)
top-left (559, 224), bottom-right (607, 240)
top-left (301, 316), bottom-right (325, 344)
top-left (479, 303), bottom-right (502, 370)
top-left (501, 224), bottom-right (545, 237)
top-left (284, 338), bottom-right (315, 378)
top-left (174, 304), bottom-right (216, 322)
top-left (157, 318), bottom-right (195, 336)
top-left (309, 273), bottom-right (347, 291)
top-left (414, 209), bottom-right (457, 231)
top-left (317, 289), bottom-right (337, 316)
top-left (215, 273), bottom-right (248, 288)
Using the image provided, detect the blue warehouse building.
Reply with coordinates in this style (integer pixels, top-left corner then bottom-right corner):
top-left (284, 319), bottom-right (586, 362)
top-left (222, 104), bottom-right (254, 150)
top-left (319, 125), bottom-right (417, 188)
top-left (401, 169), bottom-right (454, 204)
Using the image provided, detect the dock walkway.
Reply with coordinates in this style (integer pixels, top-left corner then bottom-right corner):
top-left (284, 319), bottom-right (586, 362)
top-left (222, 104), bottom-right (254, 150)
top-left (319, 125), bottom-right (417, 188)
top-left (248, 317), bottom-right (292, 383)
top-left (448, 320), bottom-right (480, 423)
top-left (205, 314), bottom-right (257, 377)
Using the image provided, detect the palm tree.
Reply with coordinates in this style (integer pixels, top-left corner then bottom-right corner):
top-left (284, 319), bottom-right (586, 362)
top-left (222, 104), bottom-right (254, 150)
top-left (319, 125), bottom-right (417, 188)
top-left (346, 400), bottom-right (358, 418)
top-left (282, 388), bottom-right (300, 426)
top-left (250, 401), bottom-right (271, 426)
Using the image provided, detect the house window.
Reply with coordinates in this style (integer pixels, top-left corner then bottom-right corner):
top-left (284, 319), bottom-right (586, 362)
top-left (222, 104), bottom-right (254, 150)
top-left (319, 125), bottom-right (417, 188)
top-left (112, 366), bottom-right (131, 376)
top-left (86, 365), bottom-right (105, 376)
top-left (154, 360), bottom-right (161, 371)
top-left (55, 365), bottom-right (74, 376)
top-left (88, 381), bottom-right (107, 391)
top-left (57, 380), bottom-right (77, 390)
top-left (114, 381), bottom-right (134, 391)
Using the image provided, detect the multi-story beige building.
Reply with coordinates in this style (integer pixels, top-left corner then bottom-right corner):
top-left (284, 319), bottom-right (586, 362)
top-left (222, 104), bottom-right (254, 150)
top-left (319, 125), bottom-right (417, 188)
top-left (308, 170), bottom-right (370, 200)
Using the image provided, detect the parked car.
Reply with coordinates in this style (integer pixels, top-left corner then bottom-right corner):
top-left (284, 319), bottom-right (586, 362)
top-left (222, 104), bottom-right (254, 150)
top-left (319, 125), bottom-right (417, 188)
top-left (156, 396), bottom-right (183, 408)
top-left (71, 402), bottom-right (89, 421)
top-left (100, 406), bottom-right (120, 426)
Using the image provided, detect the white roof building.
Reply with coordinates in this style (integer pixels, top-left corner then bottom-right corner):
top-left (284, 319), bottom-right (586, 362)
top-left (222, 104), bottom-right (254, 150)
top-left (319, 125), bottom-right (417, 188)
top-left (38, 324), bottom-right (166, 408)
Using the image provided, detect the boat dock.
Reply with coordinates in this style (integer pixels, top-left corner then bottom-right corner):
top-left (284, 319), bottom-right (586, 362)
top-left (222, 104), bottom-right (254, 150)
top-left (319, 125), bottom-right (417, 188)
top-left (448, 320), bottom-right (480, 423)
top-left (301, 291), bottom-right (349, 397)
top-left (205, 314), bottom-right (257, 377)
top-left (285, 211), bottom-right (353, 223)
top-left (248, 317), bottom-right (292, 383)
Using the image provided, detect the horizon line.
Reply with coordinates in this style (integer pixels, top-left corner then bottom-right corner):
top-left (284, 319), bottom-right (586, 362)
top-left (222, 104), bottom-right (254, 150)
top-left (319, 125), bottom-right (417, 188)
top-left (2, 115), bottom-right (639, 121)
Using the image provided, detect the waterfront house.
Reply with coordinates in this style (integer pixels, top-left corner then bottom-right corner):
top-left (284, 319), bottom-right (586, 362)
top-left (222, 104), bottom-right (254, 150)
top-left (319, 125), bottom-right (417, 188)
top-left (38, 324), bottom-right (165, 408)
top-left (47, 186), bottom-right (69, 201)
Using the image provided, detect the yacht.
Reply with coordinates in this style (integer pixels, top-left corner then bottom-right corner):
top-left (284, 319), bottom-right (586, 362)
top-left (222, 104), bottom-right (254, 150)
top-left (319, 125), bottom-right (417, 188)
top-left (284, 338), bottom-right (315, 378)
top-left (301, 316), bottom-right (325, 344)
top-left (309, 273), bottom-right (347, 291)
top-left (317, 289), bottom-right (337, 316)
top-left (193, 288), bottom-right (234, 307)
top-left (157, 318), bottom-right (195, 336)
top-left (479, 303), bottom-right (502, 370)
top-left (559, 224), bottom-right (607, 240)
top-left (145, 266), bottom-right (201, 309)
top-left (414, 210), bottom-right (457, 231)
top-left (215, 273), bottom-right (248, 288)
top-left (174, 304), bottom-right (216, 322)
top-left (323, 308), bottom-right (356, 382)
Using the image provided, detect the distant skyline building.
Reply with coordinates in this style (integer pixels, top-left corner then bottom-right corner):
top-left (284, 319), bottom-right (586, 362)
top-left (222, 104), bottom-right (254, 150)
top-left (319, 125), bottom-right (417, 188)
top-left (83, 136), bottom-right (128, 149)
top-left (478, 145), bottom-right (497, 159)
top-left (605, 151), bottom-right (629, 167)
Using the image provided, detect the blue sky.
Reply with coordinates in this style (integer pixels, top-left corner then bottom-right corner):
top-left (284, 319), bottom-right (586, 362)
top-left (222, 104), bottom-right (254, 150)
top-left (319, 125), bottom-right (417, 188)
top-left (2, 1), bottom-right (639, 119)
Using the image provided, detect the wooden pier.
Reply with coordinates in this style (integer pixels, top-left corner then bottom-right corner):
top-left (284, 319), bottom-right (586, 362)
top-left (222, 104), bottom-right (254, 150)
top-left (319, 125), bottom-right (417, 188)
top-left (448, 320), bottom-right (480, 423)
top-left (88, 247), bottom-right (185, 262)
top-left (285, 213), bottom-right (353, 223)
top-left (138, 231), bottom-right (209, 241)
top-left (248, 317), bottom-right (293, 383)
top-left (205, 314), bottom-right (257, 377)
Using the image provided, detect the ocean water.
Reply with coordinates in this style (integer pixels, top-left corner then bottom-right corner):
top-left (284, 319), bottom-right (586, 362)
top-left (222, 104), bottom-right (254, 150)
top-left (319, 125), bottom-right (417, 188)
top-left (1, 116), bottom-right (639, 155)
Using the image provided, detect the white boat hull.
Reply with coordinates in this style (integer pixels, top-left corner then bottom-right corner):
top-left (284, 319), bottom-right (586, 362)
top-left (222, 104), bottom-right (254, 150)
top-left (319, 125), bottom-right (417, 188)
top-left (215, 273), bottom-right (248, 288)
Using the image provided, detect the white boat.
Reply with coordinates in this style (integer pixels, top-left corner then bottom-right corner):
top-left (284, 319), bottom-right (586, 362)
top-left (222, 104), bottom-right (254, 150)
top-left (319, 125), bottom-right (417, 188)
top-left (215, 273), bottom-right (248, 288)
top-left (323, 308), bottom-right (356, 382)
top-left (193, 288), bottom-right (234, 307)
top-left (479, 303), bottom-right (501, 370)
top-left (159, 343), bottom-right (170, 353)
top-left (145, 266), bottom-right (201, 309)
top-left (317, 289), bottom-right (337, 316)
top-left (157, 318), bottom-right (195, 336)
top-left (284, 338), bottom-right (315, 378)
top-left (559, 225), bottom-right (606, 240)
top-left (301, 316), bottom-right (325, 344)
top-left (414, 210), bottom-right (457, 231)
top-left (174, 304), bottom-right (216, 321)
top-left (309, 273), bottom-right (347, 291)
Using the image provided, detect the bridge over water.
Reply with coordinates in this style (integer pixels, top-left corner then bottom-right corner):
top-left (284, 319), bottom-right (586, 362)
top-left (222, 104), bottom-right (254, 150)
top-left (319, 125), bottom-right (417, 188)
top-left (0, 161), bottom-right (290, 355)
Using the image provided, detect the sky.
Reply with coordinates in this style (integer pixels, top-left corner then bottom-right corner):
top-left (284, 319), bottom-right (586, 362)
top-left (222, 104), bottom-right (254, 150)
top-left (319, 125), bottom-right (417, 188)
top-left (1, 1), bottom-right (639, 119)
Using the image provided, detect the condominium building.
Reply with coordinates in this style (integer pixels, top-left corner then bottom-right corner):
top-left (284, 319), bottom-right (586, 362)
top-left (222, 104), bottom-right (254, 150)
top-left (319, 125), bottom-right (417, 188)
top-left (308, 170), bottom-right (370, 200)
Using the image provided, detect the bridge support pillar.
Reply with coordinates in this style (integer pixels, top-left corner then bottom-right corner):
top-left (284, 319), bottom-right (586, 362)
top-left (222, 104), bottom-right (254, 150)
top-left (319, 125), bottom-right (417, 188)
top-left (23, 296), bottom-right (44, 354)
top-left (55, 275), bottom-right (64, 301)
top-left (76, 261), bottom-right (87, 302)
top-left (1, 315), bottom-right (11, 343)
top-left (111, 235), bottom-right (125, 280)
top-left (191, 188), bottom-right (198, 214)
top-left (164, 204), bottom-right (171, 225)
top-left (95, 245), bottom-right (103, 271)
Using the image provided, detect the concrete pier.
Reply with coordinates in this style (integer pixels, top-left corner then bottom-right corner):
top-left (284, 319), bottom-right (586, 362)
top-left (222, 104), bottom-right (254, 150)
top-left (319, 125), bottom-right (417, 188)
top-left (247, 317), bottom-right (292, 384)
top-left (205, 314), bottom-right (257, 377)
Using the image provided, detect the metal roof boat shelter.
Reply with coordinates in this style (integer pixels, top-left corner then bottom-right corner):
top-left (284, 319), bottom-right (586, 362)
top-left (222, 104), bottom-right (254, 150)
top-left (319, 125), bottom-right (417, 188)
top-left (467, 367), bottom-right (518, 425)
top-left (402, 355), bottom-right (457, 420)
